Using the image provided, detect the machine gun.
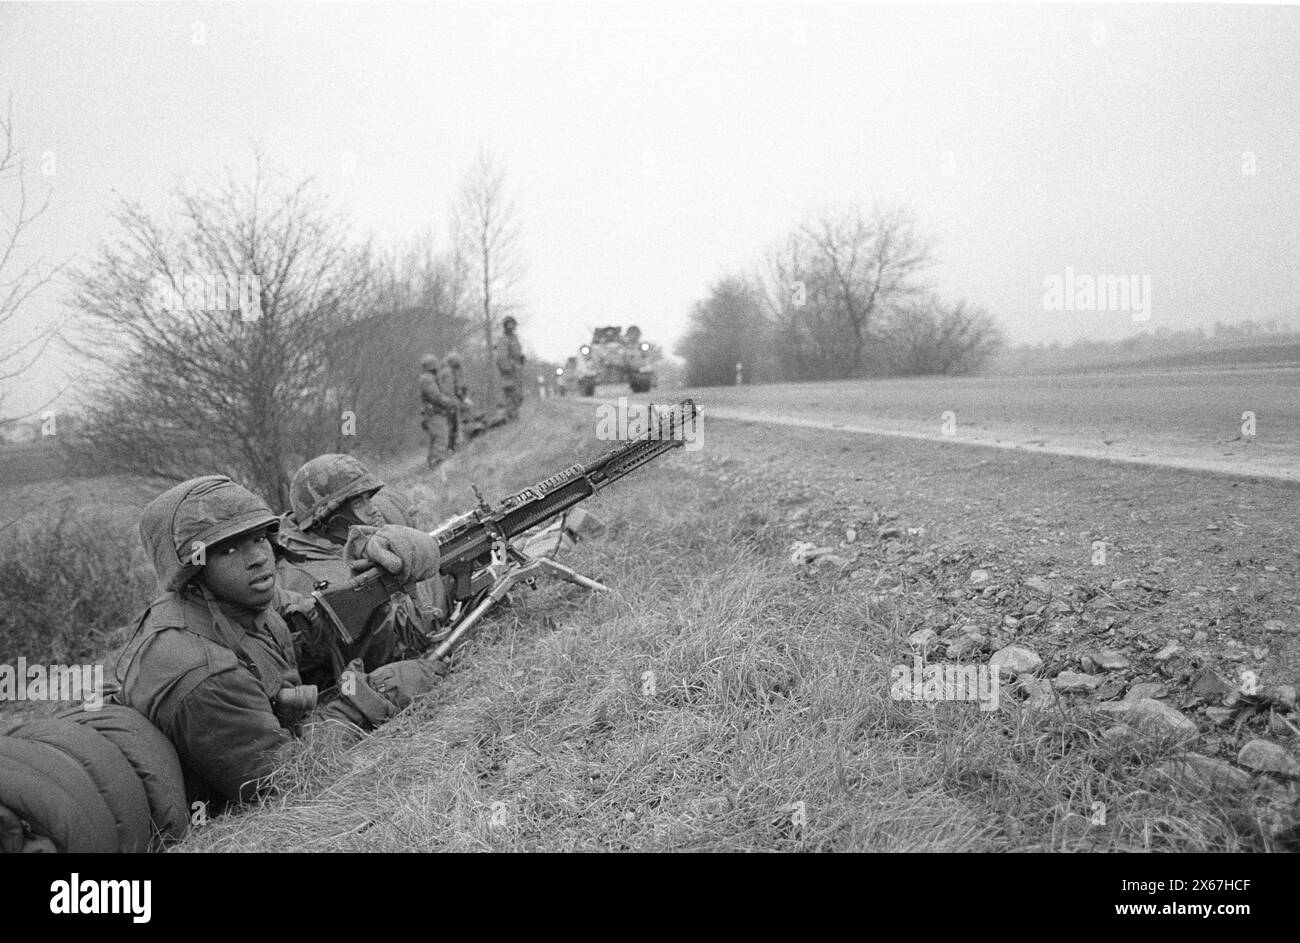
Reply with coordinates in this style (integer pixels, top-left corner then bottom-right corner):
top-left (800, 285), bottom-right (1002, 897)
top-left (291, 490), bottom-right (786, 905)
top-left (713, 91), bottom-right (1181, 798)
top-left (312, 399), bottom-right (699, 661)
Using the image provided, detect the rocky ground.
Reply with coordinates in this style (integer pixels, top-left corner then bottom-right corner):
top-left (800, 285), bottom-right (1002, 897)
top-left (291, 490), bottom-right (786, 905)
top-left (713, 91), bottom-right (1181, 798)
top-left (681, 411), bottom-right (1300, 843)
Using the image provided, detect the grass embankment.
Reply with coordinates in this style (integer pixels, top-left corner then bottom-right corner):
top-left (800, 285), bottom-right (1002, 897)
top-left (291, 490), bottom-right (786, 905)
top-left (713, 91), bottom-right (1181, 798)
top-left (180, 401), bottom-right (1258, 852)
top-left (0, 477), bottom-right (157, 696)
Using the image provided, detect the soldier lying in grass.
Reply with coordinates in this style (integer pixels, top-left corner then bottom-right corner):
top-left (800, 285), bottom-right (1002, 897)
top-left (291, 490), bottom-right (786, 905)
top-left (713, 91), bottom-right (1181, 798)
top-left (278, 454), bottom-right (607, 685)
top-left (112, 475), bottom-right (446, 811)
top-left (276, 453), bottom-right (449, 690)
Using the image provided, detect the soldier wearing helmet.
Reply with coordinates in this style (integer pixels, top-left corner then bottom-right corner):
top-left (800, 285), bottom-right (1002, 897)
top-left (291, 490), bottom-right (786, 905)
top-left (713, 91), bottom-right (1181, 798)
top-left (113, 475), bottom-right (446, 810)
top-left (420, 353), bottom-right (461, 468)
top-left (494, 316), bottom-right (525, 422)
top-left (440, 352), bottom-right (469, 451)
top-left (287, 452), bottom-right (384, 534)
top-left (277, 454), bottom-right (448, 686)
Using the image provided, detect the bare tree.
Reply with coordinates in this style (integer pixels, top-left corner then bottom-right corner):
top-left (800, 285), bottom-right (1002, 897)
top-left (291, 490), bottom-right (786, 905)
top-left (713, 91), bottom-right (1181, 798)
top-left (0, 96), bottom-right (61, 424)
top-left (327, 235), bottom-right (477, 453)
top-left (882, 297), bottom-right (1003, 376)
top-left (371, 232), bottom-right (472, 325)
top-left (452, 148), bottom-right (523, 404)
top-left (757, 234), bottom-right (826, 380)
top-left (755, 205), bottom-right (933, 380)
top-left (675, 276), bottom-right (772, 386)
top-left (67, 159), bottom-right (373, 508)
top-left (799, 205), bottom-right (932, 374)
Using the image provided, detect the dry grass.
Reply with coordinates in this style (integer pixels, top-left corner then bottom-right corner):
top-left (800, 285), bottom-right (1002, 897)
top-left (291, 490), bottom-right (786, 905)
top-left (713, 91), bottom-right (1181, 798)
top-left (0, 498), bottom-right (154, 668)
top-left (178, 401), bottom-right (1264, 852)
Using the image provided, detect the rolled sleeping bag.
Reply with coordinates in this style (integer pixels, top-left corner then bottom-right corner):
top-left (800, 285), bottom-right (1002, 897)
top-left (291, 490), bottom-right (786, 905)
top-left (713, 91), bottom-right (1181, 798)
top-left (5, 716), bottom-right (153, 854)
top-left (0, 732), bottom-right (121, 853)
top-left (58, 704), bottom-right (189, 846)
top-left (0, 802), bottom-right (58, 853)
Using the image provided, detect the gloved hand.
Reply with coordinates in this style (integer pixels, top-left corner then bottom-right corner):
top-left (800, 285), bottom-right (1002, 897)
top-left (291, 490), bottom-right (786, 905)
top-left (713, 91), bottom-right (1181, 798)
top-left (366, 658), bottom-right (448, 711)
top-left (322, 659), bottom-right (396, 730)
top-left (345, 525), bottom-right (441, 584)
top-left (272, 684), bottom-right (319, 731)
top-left (279, 590), bottom-right (316, 620)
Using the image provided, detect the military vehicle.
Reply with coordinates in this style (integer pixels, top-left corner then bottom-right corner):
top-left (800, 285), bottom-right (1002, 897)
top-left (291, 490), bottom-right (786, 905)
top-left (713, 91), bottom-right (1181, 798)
top-left (555, 356), bottom-right (578, 396)
top-left (573, 325), bottom-right (656, 396)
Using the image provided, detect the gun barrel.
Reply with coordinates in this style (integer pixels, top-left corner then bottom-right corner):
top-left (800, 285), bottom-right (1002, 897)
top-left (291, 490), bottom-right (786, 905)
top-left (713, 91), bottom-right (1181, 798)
top-left (429, 399), bottom-right (696, 546)
top-left (426, 398), bottom-right (697, 595)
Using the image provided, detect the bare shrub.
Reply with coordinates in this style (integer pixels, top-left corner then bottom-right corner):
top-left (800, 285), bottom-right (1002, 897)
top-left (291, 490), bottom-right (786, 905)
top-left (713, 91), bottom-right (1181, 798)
top-left (880, 298), bottom-right (1004, 376)
top-left (0, 504), bottom-right (154, 665)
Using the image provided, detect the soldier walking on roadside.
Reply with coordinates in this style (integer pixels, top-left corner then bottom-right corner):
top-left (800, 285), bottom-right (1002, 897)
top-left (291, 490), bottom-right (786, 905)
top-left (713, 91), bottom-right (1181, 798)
top-left (442, 353), bottom-right (468, 452)
top-left (495, 315), bottom-right (525, 422)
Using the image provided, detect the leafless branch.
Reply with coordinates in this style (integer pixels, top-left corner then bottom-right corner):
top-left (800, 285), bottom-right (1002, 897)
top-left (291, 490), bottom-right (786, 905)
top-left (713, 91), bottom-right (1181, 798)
top-left (0, 95), bottom-right (63, 421)
top-left (452, 148), bottom-right (524, 403)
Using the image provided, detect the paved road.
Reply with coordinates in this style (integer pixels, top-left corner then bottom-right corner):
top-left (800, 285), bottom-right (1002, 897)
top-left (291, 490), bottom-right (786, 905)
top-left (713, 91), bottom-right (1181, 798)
top-left (583, 367), bottom-right (1299, 481)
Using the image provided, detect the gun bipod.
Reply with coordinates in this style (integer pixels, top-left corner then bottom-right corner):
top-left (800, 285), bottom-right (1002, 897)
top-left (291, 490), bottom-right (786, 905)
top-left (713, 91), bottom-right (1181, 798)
top-left (427, 543), bottom-right (609, 662)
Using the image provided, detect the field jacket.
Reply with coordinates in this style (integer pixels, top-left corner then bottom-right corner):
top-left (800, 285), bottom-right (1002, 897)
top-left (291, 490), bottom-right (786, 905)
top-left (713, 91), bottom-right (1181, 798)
top-left (421, 368), bottom-right (460, 416)
top-left (112, 586), bottom-right (364, 808)
top-left (495, 334), bottom-right (524, 376)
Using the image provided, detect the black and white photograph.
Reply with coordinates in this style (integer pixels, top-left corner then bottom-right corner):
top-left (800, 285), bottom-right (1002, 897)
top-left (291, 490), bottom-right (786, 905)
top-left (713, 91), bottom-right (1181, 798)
top-left (0, 0), bottom-right (1297, 884)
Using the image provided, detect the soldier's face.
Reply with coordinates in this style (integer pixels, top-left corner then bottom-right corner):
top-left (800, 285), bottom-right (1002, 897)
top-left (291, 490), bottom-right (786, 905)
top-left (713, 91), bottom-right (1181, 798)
top-left (348, 495), bottom-right (384, 527)
top-left (199, 528), bottom-right (278, 608)
top-left (322, 494), bottom-right (383, 541)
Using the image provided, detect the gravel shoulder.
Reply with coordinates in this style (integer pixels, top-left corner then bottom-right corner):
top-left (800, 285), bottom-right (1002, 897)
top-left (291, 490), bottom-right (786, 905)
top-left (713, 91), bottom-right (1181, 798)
top-left (564, 387), bottom-right (1300, 743)
top-left (619, 399), bottom-right (1300, 841)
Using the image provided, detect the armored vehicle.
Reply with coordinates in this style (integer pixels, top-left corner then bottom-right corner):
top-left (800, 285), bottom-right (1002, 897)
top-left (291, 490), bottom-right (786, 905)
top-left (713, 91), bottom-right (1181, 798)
top-left (574, 325), bottom-right (656, 396)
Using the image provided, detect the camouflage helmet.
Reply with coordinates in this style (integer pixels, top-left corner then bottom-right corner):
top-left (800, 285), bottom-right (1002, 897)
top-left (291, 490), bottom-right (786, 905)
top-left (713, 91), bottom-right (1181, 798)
top-left (289, 453), bottom-right (383, 530)
top-left (443, 352), bottom-right (461, 369)
top-left (420, 353), bottom-right (439, 372)
top-left (140, 476), bottom-right (279, 593)
top-left (502, 316), bottom-right (517, 330)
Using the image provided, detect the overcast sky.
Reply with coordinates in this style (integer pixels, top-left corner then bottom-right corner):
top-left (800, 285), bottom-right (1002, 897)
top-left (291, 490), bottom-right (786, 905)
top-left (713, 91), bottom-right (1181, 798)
top-left (1, 2), bottom-right (1298, 415)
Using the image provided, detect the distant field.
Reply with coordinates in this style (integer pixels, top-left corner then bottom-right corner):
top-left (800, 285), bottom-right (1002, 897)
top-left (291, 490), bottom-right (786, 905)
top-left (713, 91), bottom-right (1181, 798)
top-left (1083, 340), bottom-right (1300, 373)
top-left (0, 441), bottom-right (69, 489)
top-left (0, 445), bottom-right (158, 525)
top-left (995, 336), bottom-right (1300, 376)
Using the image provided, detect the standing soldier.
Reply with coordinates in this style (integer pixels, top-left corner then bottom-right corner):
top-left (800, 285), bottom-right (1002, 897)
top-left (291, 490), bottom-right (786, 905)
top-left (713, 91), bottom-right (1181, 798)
top-left (442, 352), bottom-right (467, 452)
top-left (495, 315), bottom-right (526, 422)
top-left (419, 353), bottom-right (459, 469)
